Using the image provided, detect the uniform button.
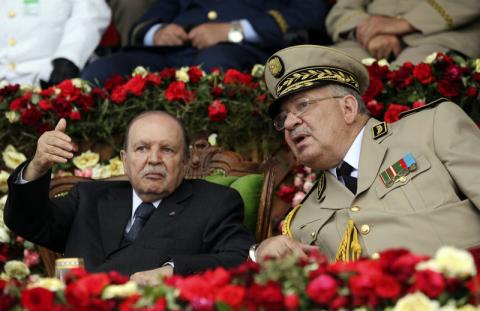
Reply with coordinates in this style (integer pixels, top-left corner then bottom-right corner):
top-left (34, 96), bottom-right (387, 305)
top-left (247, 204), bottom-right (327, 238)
top-left (8, 10), bottom-right (16, 18)
top-left (371, 252), bottom-right (380, 259)
top-left (207, 10), bottom-right (218, 20)
top-left (360, 224), bottom-right (370, 235)
top-left (350, 206), bottom-right (360, 212)
top-left (8, 38), bottom-right (16, 46)
top-left (9, 63), bottom-right (16, 70)
top-left (310, 231), bottom-right (316, 238)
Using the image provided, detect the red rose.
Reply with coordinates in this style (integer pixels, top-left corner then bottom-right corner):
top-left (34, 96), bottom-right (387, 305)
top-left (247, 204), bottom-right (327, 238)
top-left (349, 274), bottom-right (374, 298)
top-left (104, 74), bottom-right (126, 91)
top-left (276, 184), bottom-right (297, 203)
top-left (366, 62), bottom-right (390, 80)
top-left (40, 87), bottom-right (55, 97)
top-left (146, 73), bottom-right (162, 86)
top-left (284, 294), bottom-right (300, 310)
top-left (256, 93), bottom-right (267, 103)
top-left (366, 100), bottom-right (383, 117)
top-left (390, 253), bottom-right (428, 283)
top-left (0, 84), bottom-right (20, 96)
top-left (111, 86), bottom-right (128, 104)
top-left (466, 274), bottom-right (480, 296)
top-left (473, 72), bottom-right (480, 82)
top-left (329, 295), bottom-right (349, 311)
top-left (65, 273), bottom-right (110, 307)
top-left (413, 270), bottom-right (446, 298)
top-left (362, 78), bottom-right (384, 103)
top-left (69, 109), bottom-right (81, 121)
top-left (178, 275), bottom-right (213, 302)
top-left (23, 249), bottom-right (40, 267)
top-left (444, 64), bottom-right (463, 81)
top-left (413, 63), bottom-right (434, 85)
top-left (38, 99), bottom-right (53, 111)
top-left (466, 86), bottom-right (479, 98)
top-left (107, 271), bottom-right (129, 285)
top-left (21, 287), bottom-right (54, 311)
top-left (57, 80), bottom-right (81, 102)
top-left (374, 274), bottom-right (402, 299)
top-left (437, 79), bottom-right (461, 97)
top-left (164, 81), bottom-right (194, 102)
top-left (208, 100), bottom-right (228, 122)
top-left (188, 66), bottom-right (204, 83)
top-left (387, 62), bottom-right (414, 89)
top-left (383, 103), bottom-right (409, 123)
top-left (203, 267), bottom-right (231, 287)
top-left (119, 294), bottom-right (141, 311)
top-left (307, 274), bottom-right (338, 305)
top-left (223, 69), bottom-right (253, 86)
top-left (21, 106), bottom-right (44, 128)
top-left (123, 75), bottom-right (146, 96)
top-left (159, 67), bottom-right (176, 79)
top-left (378, 249), bottom-right (410, 271)
top-left (247, 282), bottom-right (284, 311)
top-left (211, 85), bottom-right (223, 97)
top-left (215, 285), bottom-right (245, 309)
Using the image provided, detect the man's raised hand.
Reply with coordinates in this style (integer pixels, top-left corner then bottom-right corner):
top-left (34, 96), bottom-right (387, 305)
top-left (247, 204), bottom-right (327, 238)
top-left (24, 118), bottom-right (76, 181)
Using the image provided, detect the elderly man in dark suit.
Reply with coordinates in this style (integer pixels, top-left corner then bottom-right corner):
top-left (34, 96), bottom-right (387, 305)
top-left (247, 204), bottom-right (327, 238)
top-left (81, 0), bottom-right (328, 85)
top-left (4, 111), bottom-right (254, 285)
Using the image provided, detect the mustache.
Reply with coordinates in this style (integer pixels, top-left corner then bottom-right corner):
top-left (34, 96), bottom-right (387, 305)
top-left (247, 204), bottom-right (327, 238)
top-left (289, 126), bottom-right (311, 137)
top-left (141, 165), bottom-right (168, 178)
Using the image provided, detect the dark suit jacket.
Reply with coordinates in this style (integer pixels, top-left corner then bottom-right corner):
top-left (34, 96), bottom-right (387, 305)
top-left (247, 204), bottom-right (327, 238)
top-left (130, 0), bottom-right (328, 49)
top-left (4, 163), bottom-right (254, 276)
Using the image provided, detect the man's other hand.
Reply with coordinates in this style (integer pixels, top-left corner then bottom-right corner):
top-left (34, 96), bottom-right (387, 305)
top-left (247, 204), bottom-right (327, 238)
top-left (24, 118), bottom-right (76, 181)
top-left (188, 23), bottom-right (230, 49)
top-left (356, 15), bottom-right (415, 48)
top-left (255, 235), bottom-right (318, 264)
top-left (130, 265), bottom-right (174, 286)
top-left (154, 23), bottom-right (188, 46)
top-left (366, 34), bottom-right (402, 60)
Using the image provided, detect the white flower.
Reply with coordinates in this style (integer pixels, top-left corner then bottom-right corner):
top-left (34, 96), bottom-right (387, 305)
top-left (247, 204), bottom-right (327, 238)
top-left (292, 191), bottom-right (306, 207)
top-left (0, 80), bottom-right (9, 88)
top-left (424, 52), bottom-right (438, 64)
top-left (0, 195), bottom-right (7, 209)
top-left (28, 277), bottom-right (65, 291)
top-left (5, 111), bottom-right (20, 123)
top-left (176, 66), bottom-right (190, 83)
top-left (107, 157), bottom-right (124, 176)
top-left (208, 133), bottom-right (218, 146)
top-left (2, 145), bottom-right (27, 170)
top-left (251, 64), bottom-right (265, 78)
top-left (4, 260), bottom-right (30, 279)
top-left (361, 58), bottom-right (377, 66)
top-left (0, 227), bottom-right (10, 243)
top-left (71, 78), bottom-right (91, 93)
top-left (475, 59), bottom-right (480, 73)
top-left (0, 170), bottom-right (9, 193)
top-left (303, 180), bottom-right (314, 193)
top-left (393, 292), bottom-right (439, 311)
top-left (132, 66), bottom-right (148, 77)
top-left (102, 281), bottom-right (139, 299)
top-left (456, 305), bottom-right (478, 311)
top-left (377, 59), bottom-right (390, 67)
top-left (416, 246), bottom-right (476, 278)
top-left (92, 164), bottom-right (111, 180)
top-left (73, 150), bottom-right (100, 170)
top-left (20, 84), bottom-right (33, 91)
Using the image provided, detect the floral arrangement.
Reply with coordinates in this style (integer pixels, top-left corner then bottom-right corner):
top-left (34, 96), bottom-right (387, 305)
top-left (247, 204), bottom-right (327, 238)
top-left (0, 246), bottom-right (479, 310)
top-left (0, 65), bottom-right (278, 162)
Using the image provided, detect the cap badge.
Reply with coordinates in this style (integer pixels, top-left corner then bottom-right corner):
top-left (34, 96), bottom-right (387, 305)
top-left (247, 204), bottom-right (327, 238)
top-left (268, 56), bottom-right (284, 78)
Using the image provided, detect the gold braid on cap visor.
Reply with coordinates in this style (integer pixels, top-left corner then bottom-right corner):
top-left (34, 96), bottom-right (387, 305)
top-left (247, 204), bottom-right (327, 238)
top-left (275, 66), bottom-right (360, 97)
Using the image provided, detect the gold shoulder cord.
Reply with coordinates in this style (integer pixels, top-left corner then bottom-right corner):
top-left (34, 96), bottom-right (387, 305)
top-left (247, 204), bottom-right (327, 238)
top-left (267, 10), bottom-right (288, 34)
top-left (282, 204), bottom-right (302, 237)
top-left (335, 219), bottom-right (362, 262)
top-left (426, 0), bottom-right (453, 29)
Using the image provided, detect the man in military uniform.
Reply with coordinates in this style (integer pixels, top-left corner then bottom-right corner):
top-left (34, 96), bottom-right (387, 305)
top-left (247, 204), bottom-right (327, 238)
top-left (251, 45), bottom-right (480, 262)
top-left (325, 0), bottom-right (480, 65)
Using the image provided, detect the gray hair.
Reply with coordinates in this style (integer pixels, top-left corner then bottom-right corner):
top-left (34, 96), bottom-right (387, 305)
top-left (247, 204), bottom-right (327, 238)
top-left (327, 84), bottom-right (369, 116)
top-left (123, 111), bottom-right (190, 161)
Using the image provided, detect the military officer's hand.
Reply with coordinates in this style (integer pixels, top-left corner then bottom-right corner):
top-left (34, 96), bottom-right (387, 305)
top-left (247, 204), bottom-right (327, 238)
top-left (255, 235), bottom-right (318, 264)
top-left (356, 15), bottom-right (414, 48)
top-left (24, 118), bottom-right (76, 181)
top-left (130, 266), bottom-right (173, 286)
top-left (154, 23), bottom-right (188, 46)
top-left (366, 34), bottom-right (402, 60)
top-left (188, 23), bottom-right (230, 49)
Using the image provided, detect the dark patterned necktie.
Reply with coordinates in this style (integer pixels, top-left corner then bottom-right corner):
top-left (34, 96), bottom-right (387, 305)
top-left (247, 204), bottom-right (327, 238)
top-left (124, 202), bottom-right (155, 242)
top-left (336, 161), bottom-right (358, 194)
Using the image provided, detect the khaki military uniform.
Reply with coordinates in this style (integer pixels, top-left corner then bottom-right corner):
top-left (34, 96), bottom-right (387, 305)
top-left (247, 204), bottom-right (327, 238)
top-left (288, 100), bottom-right (480, 259)
top-left (326, 0), bottom-right (480, 64)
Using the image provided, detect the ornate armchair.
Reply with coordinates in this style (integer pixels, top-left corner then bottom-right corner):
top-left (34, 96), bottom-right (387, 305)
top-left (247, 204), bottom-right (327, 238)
top-left (40, 139), bottom-right (275, 276)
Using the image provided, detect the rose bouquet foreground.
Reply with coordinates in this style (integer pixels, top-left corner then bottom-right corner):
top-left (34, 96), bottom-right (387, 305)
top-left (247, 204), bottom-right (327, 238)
top-left (0, 246), bottom-right (479, 311)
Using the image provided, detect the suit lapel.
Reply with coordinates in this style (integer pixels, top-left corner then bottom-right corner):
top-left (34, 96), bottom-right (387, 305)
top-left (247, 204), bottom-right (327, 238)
top-left (98, 183), bottom-right (132, 257)
top-left (142, 180), bottom-right (192, 236)
top-left (356, 118), bottom-right (392, 196)
top-left (318, 172), bottom-right (354, 209)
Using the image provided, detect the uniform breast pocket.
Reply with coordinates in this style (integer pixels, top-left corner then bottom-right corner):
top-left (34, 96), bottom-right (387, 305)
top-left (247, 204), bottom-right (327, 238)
top-left (375, 155), bottom-right (432, 212)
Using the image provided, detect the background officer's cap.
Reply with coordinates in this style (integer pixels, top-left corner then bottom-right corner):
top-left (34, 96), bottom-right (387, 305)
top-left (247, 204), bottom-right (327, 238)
top-left (265, 45), bottom-right (370, 117)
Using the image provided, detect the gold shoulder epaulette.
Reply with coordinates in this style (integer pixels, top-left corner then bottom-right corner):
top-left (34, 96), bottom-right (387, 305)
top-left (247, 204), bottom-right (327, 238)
top-left (282, 204), bottom-right (302, 237)
top-left (399, 98), bottom-right (448, 119)
top-left (267, 10), bottom-right (288, 34)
